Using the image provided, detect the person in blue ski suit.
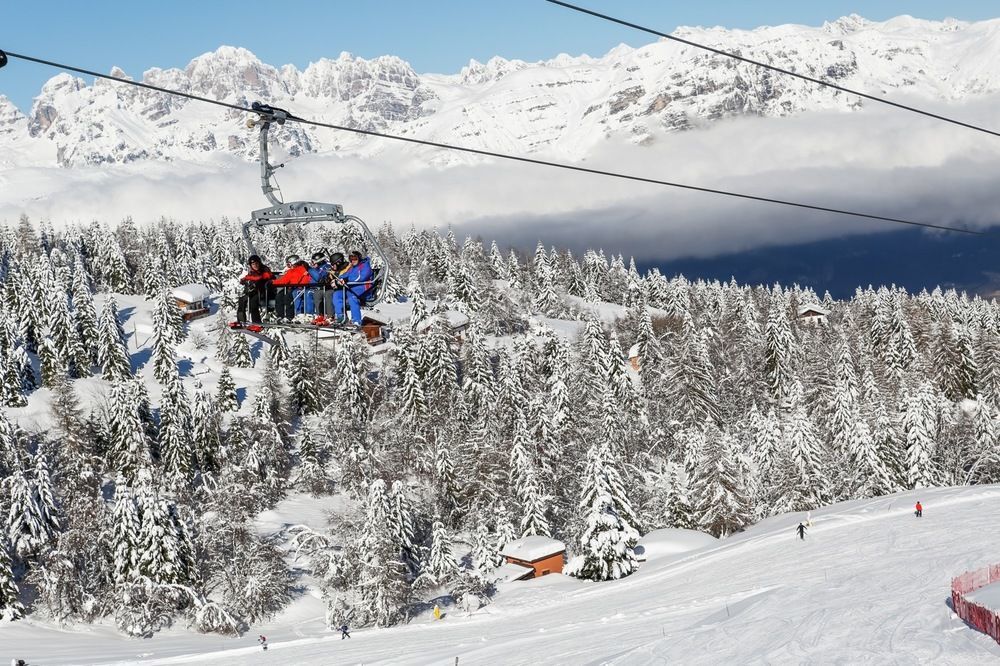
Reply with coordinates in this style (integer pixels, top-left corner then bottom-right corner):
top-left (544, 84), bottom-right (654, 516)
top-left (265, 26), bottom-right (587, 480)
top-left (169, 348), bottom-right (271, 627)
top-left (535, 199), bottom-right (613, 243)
top-left (332, 250), bottom-right (373, 324)
top-left (304, 251), bottom-right (332, 316)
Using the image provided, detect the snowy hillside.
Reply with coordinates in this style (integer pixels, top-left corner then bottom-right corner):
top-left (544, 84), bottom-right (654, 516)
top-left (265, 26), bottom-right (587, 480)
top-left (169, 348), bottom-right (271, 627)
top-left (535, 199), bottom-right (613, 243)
top-left (7, 15), bottom-right (1000, 168)
top-left (4, 485), bottom-right (1000, 664)
top-left (4, 217), bottom-right (1000, 665)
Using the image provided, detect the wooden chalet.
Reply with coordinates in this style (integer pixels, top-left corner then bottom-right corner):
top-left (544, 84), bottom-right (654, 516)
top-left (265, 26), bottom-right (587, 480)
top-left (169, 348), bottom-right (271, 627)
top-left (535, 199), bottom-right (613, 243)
top-left (171, 283), bottom-right (211, 321)
top-left (796, 304), bottom-right (830, 326)
top-left (499, 536), bottom-right (566, 581)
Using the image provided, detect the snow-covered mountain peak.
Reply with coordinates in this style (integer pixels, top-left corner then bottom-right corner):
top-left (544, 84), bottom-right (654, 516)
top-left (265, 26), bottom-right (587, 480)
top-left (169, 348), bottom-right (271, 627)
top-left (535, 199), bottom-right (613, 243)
top-left (823, 13), bottom-right (871, 35)
top-left (35, 72), bottom-right (86, 96)
top-left (109, 65), bottom-right (131, 81)
top-left (184, 45), bottom-right (285, 100)
top-left (0, 95), bottom-right (27, 137)
top-left (0, 95), bottom-right (24, 120)
top-left (458, 56), bottom-right (527, 86)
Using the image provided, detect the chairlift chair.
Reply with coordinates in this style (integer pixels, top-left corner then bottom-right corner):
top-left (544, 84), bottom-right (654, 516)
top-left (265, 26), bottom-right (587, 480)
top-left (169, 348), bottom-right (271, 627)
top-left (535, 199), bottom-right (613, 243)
top-left (237, 102), bottom-right (390, 336)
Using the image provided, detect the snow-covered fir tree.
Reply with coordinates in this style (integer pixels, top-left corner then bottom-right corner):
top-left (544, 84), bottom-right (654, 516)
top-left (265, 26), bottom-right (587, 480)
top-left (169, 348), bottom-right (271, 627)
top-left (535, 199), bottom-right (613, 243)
top-left (190, 381), bottom-right (223, 476)
top-left (0, 538), bottom-right (24, 621)
top-left (215, 366), bottom-right (239, 413)
top-left (566, 437), bottom-right (640, 581)
top-left (416, 516), bottom-right (459, 591)
top-left (97, 297), bottom-right (133, 381)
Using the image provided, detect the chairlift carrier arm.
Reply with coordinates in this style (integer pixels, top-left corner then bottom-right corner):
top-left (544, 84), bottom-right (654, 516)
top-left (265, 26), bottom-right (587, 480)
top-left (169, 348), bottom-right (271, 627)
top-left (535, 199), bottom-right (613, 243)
top-left (240, 102), bottom-right (389, 305)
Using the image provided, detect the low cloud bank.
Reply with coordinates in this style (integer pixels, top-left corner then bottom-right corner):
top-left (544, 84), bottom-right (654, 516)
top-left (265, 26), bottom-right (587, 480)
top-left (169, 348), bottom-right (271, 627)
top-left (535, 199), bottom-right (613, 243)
top-left (3, 92), bottom-right (1000, 261)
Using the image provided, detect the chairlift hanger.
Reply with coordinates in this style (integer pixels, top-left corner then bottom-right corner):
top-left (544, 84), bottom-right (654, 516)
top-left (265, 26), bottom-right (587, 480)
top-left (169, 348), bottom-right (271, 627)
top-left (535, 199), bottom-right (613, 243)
top-left (241, 101), bottom-right (390, 302)
top-left (237, 101), bottom-right (391, 338)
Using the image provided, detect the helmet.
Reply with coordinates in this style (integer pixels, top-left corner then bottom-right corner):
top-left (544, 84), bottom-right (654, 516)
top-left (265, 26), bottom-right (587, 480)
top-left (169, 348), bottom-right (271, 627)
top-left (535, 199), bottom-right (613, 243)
top-left (248, 254), bottom-right (262, 265)
top-left (285, 254), bottom-right (300, 265)
top-left (330, 252), bottom-right (345, 265)
top-left (311, 251), bottom-right (327, 263)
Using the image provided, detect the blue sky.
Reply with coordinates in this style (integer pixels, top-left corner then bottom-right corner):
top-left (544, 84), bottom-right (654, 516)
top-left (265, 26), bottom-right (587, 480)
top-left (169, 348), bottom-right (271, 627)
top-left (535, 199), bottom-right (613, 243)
top-left (1, 1), bottom-right (998, 112)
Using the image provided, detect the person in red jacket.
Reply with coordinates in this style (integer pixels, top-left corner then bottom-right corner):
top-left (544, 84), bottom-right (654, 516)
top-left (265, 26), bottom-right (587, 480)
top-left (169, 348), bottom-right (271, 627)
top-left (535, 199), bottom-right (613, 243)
top-left (234, 255), bottom-right (273, 325)
top-left (272, 254), bottom-right (312, 320)
top-left (915, 501), bottom-right (922, 517)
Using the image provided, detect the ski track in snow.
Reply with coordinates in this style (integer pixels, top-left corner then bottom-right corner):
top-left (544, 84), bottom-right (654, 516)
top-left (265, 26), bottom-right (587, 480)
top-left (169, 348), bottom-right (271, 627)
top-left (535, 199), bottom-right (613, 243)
top-left (5, 486), bottom-right (1000, 665)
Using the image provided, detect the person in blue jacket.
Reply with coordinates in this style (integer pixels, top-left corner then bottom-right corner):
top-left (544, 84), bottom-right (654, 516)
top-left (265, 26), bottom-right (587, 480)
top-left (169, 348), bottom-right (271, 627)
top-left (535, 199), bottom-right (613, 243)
top-left (305, 251), bottom-right (332, 316)
top-left (332, 250), bottom-right (373, 324)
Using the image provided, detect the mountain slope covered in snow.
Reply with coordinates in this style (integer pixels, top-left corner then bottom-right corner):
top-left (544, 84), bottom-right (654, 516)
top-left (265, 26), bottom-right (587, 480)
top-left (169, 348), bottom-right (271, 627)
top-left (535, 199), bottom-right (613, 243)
top-left (7, 14), bottom-right (1000, 167)
top-left (4, 485), bottom-right (999, 664)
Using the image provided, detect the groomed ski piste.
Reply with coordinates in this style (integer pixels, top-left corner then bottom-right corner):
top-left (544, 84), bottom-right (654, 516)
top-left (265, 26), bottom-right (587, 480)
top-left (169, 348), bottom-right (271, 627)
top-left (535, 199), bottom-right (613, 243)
top-left (4, 484), bottom-right (1000, 664)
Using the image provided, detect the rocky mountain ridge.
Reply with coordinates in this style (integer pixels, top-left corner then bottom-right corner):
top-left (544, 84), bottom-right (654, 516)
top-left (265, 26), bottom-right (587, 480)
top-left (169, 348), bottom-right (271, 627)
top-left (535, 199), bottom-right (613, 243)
top-left (6, 14), bottom-right (1000, 167)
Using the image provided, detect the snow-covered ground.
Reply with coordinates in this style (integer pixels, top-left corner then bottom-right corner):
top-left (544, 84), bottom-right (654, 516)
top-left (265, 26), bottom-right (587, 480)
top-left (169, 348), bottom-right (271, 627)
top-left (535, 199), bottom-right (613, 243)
top-left (634, 528), bottom-right (717, 562)
top-left (967, 580), bottom-right (1000, 614)
top-left (4, 485), bottom-right (1000, 665)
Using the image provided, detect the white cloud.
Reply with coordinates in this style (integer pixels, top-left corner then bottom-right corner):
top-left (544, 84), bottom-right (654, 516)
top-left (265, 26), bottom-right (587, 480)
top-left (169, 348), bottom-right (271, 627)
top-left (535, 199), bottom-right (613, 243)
top-left (4, 92), bottom-right (1000, 261)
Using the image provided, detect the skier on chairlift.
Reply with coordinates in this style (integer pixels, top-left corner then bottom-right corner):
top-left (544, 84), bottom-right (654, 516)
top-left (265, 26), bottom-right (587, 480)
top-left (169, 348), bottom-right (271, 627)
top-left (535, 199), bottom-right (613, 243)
top-left (306, 251), bottom-right (333, 321)
top-left (332, 250), bottom-right (373, 326)
top-left (233, 254), bottom-right (273, 327)
top-left (272, 254), bottom-right (312, 320)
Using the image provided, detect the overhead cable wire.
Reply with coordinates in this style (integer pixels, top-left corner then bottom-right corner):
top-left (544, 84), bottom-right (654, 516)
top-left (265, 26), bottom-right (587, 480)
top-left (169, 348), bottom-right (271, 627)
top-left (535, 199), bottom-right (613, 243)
top-left (545, 0), bottom-right (1000, 140)
top-left (0, 48), bottom-right (982, 236)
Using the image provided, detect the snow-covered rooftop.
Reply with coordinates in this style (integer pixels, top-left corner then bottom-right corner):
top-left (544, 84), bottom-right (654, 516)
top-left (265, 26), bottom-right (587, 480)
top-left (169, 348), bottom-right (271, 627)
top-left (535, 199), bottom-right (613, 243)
top-left (501, 535), bottom-right (566, 562)
top-left (493, 562), bottom-right (534, 583)
top-left (171, 283), bottom-right (211, 303)
top-left (796, 304), bottom-right (830, 317)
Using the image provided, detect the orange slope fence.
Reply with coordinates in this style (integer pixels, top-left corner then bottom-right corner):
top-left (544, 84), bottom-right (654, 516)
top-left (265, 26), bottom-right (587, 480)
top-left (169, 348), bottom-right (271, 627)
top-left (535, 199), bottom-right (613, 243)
top-left (951, 564), bottom-right (1000, 645)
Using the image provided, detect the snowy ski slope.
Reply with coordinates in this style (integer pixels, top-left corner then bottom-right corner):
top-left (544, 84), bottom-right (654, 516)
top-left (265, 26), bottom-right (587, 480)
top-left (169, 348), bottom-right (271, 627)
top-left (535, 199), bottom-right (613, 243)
top-left (4, 485), bottom-right (1000, 665)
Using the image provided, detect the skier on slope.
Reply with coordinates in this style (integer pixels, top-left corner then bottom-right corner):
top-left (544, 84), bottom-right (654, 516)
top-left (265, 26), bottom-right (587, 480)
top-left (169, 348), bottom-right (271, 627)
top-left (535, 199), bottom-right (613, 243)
top-left (340, 623), bottom-right (351, 639)
top-left (258, 634), bottom-right (268, 651)
top-left (796, 522), bottom-right (807, 540)
top-left (915, 501), bottom-right (922, 518)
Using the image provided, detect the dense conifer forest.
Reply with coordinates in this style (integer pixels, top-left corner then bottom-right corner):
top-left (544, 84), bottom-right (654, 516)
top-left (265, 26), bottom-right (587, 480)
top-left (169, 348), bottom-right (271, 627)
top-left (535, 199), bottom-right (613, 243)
top-left (0, 214), bottom-right (997, 634)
